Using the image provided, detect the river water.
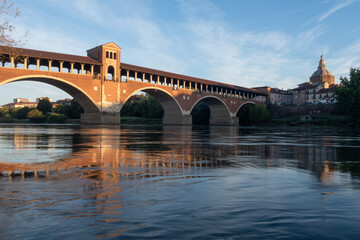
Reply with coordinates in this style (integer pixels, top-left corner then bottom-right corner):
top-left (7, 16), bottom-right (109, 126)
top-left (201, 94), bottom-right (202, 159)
top-left (1, 124), bottom-right (360, 239)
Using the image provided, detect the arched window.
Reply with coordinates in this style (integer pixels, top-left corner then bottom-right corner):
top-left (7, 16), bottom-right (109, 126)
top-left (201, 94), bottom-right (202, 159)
top-left (106, 51), bottom-right (109, 58)
top-left (110, 52), bottom-right (113, 59)
top-left (107, 65), bottom-right (115, 80)
top-left (114, 52), bottom-right (117, 59)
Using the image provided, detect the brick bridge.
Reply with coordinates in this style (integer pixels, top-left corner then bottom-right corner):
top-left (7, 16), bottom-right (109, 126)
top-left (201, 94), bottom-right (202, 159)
top-left (0, 42), bottom-right (266, 125)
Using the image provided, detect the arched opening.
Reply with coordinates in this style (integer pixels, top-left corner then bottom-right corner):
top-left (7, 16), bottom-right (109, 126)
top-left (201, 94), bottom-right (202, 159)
top-left (236, 102), bottom-right (269, 126)
top-left (107, 66), bottom-right (114, 80)
top-left (121, 69), bottom-right (127, 82)
top-left (0, 76), bottom-right (100, 122)
top-left (121, 88), bottom-right (183, 125)
top-left (190, 96), bottom-right (230, 125)
top-left (191, 101), bottom-right (210, 125)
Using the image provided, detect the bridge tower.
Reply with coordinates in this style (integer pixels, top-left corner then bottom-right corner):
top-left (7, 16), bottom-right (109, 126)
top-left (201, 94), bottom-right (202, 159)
top-left (84, 42), bottom-right (122, 124)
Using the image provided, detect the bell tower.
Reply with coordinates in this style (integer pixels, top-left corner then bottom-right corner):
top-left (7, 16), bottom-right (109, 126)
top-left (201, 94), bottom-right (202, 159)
top-left (85, 43), bottom-right (122, 124)
top-left (87, 42), bottom-right (121, 81)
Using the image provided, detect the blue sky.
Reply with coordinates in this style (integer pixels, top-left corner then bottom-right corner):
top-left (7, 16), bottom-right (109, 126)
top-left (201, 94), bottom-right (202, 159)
top-left (1, 0), bottom-right (360, 104)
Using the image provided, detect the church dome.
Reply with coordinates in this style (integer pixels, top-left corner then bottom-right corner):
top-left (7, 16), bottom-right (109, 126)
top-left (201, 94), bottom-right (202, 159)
top-left (309, 55), bottom-right (335, 85)
top-left (311, 55), bottom-right (333, 77)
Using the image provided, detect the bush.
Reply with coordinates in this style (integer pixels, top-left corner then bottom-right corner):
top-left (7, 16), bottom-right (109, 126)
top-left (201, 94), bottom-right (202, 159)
top-left (16, 107), bottom-right (31, 119)
top-left (27, 109), bottom-right (46, 123)
top-left (0, 107), bottom-right (10, 118)
top-left (47, 113), bottom-right (68, 123)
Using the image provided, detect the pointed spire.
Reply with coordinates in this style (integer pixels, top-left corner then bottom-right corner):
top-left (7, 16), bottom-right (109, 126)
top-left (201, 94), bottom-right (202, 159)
top-left (318, 55), bottom-right (326, 70)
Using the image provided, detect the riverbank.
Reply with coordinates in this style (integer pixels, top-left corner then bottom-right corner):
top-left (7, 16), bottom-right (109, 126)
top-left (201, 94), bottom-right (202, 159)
top-left (269, 114), bottom-right (349, 126)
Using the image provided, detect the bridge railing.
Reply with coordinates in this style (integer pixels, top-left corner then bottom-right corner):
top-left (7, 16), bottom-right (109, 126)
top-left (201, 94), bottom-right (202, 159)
top-left (119, 67), bottom-right (267, 103)
top-left (0, 52), bottom-right (101, 77)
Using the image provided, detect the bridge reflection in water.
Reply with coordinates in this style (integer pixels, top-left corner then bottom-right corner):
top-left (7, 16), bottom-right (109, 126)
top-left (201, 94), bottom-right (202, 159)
top-left (2, 125), bottom-right (360, 239)
top-left (0, 125), bottom-right (355, 185)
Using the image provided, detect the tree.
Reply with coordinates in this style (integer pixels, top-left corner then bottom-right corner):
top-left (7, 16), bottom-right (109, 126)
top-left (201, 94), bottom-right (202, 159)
top-left (238, 104), bottom-right (270, 125)
top-left (0, 106), bottom-right (10, 117)
top-left (64, 99), bottom-right (84, 119)
top-left (16, 106), bottom-right (31, 119)
top-left (249, 104), bottom-right (270, 124)
top-left (47, 113), bottom-right (68, 123)
top-left (121, 95), bottom-right (163, 119)
top-left (37, 98), bottom-right (52, 114)
top-left (0, 0), bottom-right (21, 46)
top-left (53, 104), bottom-right (65, 115)
top-left (335, 68), bottom-right (360, 124)
top-left (27, 109), bottom-right (45, 123)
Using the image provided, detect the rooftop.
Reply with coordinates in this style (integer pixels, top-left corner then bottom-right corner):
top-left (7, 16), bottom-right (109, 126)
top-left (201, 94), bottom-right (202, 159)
top-left (0, 45), bottom-right (101, 65)
top-left (311, 55), bottom-right (334, 78)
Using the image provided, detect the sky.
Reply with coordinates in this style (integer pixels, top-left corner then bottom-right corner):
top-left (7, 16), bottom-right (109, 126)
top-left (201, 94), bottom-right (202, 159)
top-left (1, 0), bottom-right (360, 105)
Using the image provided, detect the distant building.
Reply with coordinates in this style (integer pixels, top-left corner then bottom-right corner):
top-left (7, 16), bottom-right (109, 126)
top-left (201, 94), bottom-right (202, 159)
top-left (36, 97), bottom-right (53, 102)
top-left (2, 98), bottom-right (37, 109)
top-left (13, 98), bottom-right (30, 103)
top-left (291, 55), bottom-right (337, 104)
top-left (253, 86), bottom-right (293, 105)
top-left (55, 98), bottom-right (72, 105)
top-left (3, 102), bottom-right (38, 109)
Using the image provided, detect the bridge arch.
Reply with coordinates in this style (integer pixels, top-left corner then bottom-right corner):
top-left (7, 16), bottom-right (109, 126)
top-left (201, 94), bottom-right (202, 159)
top-left (190, 96), bottom-right (231, 125)
top-left (235, 101), bottom-right (256, 115)
top-left (0, 75), bottom-right (100, 113)
top-left (236, 101), bottom-right (257, 125)
top-left (122, 87), bottom-right (185, 125)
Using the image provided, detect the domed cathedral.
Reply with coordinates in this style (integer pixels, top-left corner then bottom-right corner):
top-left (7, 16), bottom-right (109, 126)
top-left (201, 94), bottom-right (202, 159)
top-left (309, 55), bottom-right (335, 86)
top-left (291, 55), bottom-right (337, 104)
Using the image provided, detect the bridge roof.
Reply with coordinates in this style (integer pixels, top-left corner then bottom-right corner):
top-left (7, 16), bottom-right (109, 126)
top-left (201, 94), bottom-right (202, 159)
top-left (121, 63), bottom-right (265, 95)
top-left (0, 46), bottom-right (101, 65)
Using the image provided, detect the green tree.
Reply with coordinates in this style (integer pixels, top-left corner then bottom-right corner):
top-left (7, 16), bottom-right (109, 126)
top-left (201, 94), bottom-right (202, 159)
top-left (0, 106), bottom-right (10, 117)
top-left (16, 106), bottom-right (31, 119)
top-left (335, 68), bottom-right (360, 124)
top-left (238, 104), bottom-right (270, 125)
top-left (47, 113), bottom-right (68, 123)
top-left (121, 95), bottom-right (163, 119)
top-left (63, 99), bottom-right (84, 119)
top-left (37, 98), bottom-right (52, 114)
top-left (27, 109), bottom-right (45, 123)
top-left (53, 104), bottom-right (65, 115)
top-left (249, 104), bottom-right (270, 124)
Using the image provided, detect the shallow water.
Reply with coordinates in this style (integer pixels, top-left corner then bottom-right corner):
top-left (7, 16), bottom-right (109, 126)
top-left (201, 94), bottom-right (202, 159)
top-left (1, 124), bottom-right (360, 239)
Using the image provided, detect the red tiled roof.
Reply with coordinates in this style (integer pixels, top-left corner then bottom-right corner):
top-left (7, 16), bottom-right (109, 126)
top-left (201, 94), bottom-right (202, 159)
top-left (0, 45), bottom-right (101, 65)
top-left (121, 63), bottom-right (265, 95)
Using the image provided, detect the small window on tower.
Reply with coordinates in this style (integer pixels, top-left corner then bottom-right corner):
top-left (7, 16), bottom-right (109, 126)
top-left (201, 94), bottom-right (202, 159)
top-left (106, 51), bottom-right (109, 58)
top-left (114, 52), bottom-right (117, 59)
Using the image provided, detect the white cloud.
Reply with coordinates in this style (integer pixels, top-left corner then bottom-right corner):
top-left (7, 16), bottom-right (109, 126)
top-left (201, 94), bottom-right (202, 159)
top-left (328, 39), bottom-right (360, 79)
top-left (319, 0), bottom-right (355, 22)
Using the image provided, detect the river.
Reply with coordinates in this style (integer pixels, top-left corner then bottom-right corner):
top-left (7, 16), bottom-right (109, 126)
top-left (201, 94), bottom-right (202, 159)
top-left (0, 124), bottom-right (360, 239)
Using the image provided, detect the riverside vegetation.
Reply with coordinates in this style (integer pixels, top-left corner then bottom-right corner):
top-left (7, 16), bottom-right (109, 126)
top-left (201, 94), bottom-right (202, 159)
top-left (0, 98), bottom-right (83, 123)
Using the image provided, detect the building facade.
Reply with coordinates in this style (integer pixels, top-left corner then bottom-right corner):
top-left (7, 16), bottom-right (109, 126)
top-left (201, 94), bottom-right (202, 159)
top-left (253, 86), bottom-right (293, 105)
top-left (292, 55), bottom-right (337, 104)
